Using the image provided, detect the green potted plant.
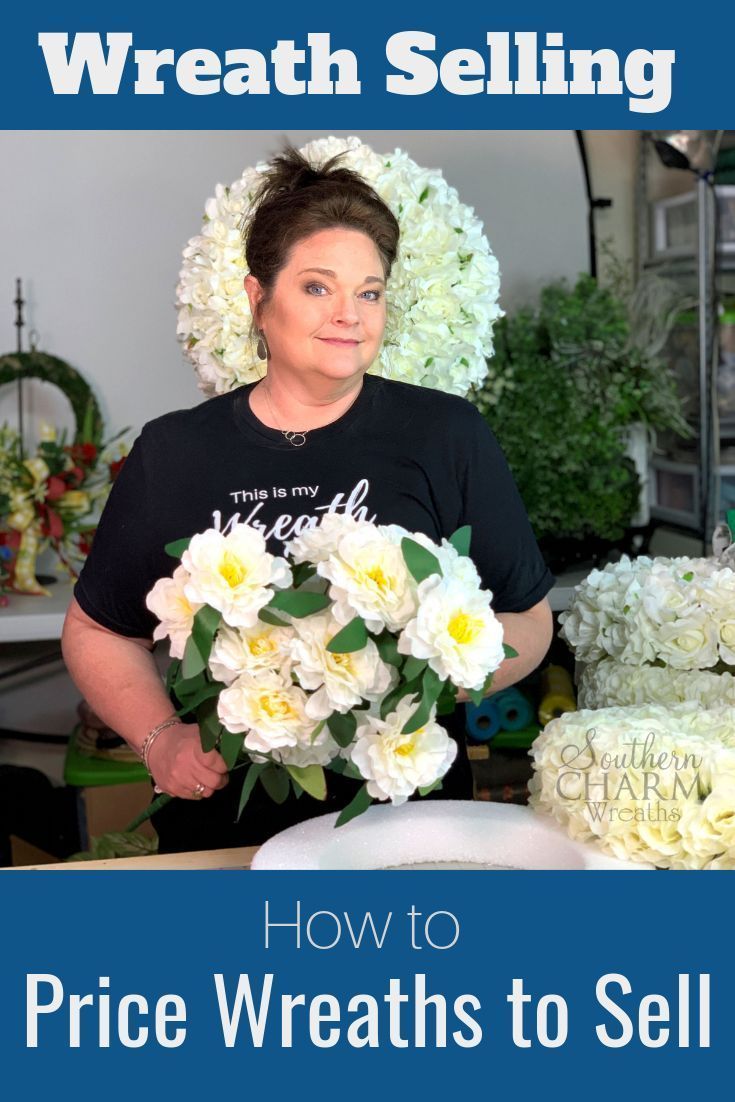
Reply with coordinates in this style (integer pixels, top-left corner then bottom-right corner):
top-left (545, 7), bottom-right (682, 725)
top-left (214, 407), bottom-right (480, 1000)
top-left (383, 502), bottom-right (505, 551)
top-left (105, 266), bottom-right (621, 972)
top-left (471, 270), bottom-right (691, 571)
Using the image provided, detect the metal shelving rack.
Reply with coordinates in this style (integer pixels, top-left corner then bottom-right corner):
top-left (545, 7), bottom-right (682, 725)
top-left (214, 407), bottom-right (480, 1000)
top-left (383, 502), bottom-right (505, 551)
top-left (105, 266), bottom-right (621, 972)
top-left (635, 132), bottom-right (735, 549)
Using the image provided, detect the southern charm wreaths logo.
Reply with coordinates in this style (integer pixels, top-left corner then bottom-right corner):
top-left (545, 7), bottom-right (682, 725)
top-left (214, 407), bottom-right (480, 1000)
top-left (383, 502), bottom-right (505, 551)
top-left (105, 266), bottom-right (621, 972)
top-left (553, 727), bottom-right (703, 825)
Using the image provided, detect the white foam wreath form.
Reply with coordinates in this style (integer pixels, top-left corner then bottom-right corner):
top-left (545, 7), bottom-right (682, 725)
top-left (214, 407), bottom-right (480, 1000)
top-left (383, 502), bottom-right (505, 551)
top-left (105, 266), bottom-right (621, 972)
top-left (250, 801), bottom-right (648, 870)
top-left (176, 136), bottom-right (503, 398)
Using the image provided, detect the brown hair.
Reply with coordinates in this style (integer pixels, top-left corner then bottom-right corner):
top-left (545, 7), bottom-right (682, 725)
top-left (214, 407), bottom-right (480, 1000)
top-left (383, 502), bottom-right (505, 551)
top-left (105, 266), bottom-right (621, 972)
top-left (242, 146), bottom-right (400, 300)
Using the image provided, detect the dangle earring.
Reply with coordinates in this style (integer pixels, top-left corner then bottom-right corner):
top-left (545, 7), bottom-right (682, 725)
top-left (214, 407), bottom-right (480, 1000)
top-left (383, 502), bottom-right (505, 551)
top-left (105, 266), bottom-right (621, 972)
top-left (256, 330), bottom-right (270, 360)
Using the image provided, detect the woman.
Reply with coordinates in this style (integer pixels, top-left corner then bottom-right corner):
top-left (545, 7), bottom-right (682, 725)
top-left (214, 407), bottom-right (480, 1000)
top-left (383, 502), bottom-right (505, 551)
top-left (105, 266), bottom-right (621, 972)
top-left (61, 148), bottom-right (555, 853)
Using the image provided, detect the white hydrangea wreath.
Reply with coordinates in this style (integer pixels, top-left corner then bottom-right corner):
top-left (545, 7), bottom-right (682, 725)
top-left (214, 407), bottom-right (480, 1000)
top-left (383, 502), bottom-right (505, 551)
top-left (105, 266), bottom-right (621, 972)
top-left (176, 136), bottom-right (503, 398)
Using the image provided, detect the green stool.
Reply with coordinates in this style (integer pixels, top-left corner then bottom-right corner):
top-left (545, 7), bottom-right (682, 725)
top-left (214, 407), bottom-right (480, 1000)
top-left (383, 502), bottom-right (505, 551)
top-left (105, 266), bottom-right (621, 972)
top-left (64, 725), bottom-right (149, 787)
top-left (64, 725), bottom-right (152, 846)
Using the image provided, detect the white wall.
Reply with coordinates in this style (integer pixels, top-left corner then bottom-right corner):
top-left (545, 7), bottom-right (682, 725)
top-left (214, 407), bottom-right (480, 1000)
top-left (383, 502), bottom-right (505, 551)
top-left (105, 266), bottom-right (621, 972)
top-left (0, 129), bottom-right (591, 443)
top-left (584, 130), bottom-right (638, 278)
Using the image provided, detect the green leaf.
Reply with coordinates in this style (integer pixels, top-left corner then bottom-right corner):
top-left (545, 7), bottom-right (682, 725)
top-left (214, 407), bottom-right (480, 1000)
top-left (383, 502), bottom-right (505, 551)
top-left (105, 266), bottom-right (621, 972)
top-left (197, 697), bottom-right (223, 753)
top-left (335, 783), bottom-right (372, 827)
top-left (326, 616), bottom-right (368, 653)
top-left (173, 677), bottom-right (222, 717)
top-left (402, 655), bottom-right (427, 682)
top-left (191, 605), bottom-right (222, 664)
top-left (401, 537), bottom-right (442, 584)
top-left (69, 829), bottom-right (159, 862)
top-left (419, 779), bottom-right (443, 796)
top-left (165, 658), bottom-right (181, 695)
top-left (164, 537), bottom-right (191, 559)
top-left (380, 678), bottom-right (420, 721)
top-left (309, 719), bottom-right (326, 745)
top-left (402, 667), bottom-right (445, 734)
top-left (375, 632), bottom-right (401, 667)
top-left (123, 792), bottom-right (172, 833)
top-left (269, 589), bottom-right (332, 618)
top-left (418, 186), bottom-right (430, 203)
top-left (503, 644), bottom-right (519, 659)
top-left (292, 562), bottom-right (317, 587)
top-left (180, 605), bottom-right (222, 679)
top-left (341, 761), bottom-right (364, 781)
top-left (259, 764), bottom-right (291, 804)
top-left (449, 525), bottom-right (471, 557)
top-left (257, 607), bottom-right (290, 627)
top-left (286, 764), bottom-right (327, 801)
top-left (182, 633), bottom-right (206, 680)
top-left (436, 681), bottom-right (458, 716)
top-left (219, 731), bottom-right (244, 770)
top-left (291, 778), bottom-right (304, 799)
top-left (327, 710), bottom-right (358, 749)
top-left (236, 764), bottom-right (265, 821)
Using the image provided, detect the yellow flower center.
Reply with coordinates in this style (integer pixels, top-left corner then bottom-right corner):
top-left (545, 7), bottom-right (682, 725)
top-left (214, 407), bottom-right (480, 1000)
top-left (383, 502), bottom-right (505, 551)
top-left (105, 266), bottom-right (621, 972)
top-left (176, 594), bottom-right (194, 617)
top-left (219, 550), bottom-right (247, 588)
top-left (331, 652), bottom-right (353, 671)
top-left (362, 564), bottom-right (394, 593)
top-left (394, 738), bottom-right (416, 758)
top-left (447, 611), bottom-right (484, 645)
top-left (259, 694), bottom-right (293, 720)
top-left (249, 637), bottom-right (275, 657)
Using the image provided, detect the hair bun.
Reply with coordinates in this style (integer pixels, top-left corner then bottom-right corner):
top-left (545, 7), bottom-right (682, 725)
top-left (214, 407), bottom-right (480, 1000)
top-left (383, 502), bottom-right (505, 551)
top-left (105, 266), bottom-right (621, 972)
top-left (243, 142), bottom-right (400, 290)
top-left (261, 148), bottom-right (337, 198)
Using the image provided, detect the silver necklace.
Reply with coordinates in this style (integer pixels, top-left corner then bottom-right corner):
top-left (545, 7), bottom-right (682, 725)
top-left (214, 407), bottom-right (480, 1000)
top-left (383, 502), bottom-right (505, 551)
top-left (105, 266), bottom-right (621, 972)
top-left (263, 383), bottom-right (308, 448)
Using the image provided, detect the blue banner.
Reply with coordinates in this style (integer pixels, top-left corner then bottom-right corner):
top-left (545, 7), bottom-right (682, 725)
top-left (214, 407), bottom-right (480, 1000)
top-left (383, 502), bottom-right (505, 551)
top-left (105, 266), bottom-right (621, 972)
top-left (1, 0), bottom-right (732, 129)
top-left (0, 872), bottom-right (728, 1098)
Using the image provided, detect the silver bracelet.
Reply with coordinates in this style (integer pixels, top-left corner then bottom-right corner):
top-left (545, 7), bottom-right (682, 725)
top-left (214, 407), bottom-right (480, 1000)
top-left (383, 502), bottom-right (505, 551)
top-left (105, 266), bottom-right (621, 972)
top-left (139, 716), bottom-right (182, 774)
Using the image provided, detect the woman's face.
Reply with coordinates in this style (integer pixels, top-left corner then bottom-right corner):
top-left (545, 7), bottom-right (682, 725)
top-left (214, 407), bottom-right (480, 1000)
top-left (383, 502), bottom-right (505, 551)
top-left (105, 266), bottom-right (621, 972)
top-left (245, 227), bottom-right (387, 388)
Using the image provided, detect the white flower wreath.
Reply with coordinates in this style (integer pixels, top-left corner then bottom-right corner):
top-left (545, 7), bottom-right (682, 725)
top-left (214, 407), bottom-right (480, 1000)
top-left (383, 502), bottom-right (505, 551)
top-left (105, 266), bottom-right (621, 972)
top-left (559, 554), bottom-right (735, 670)
top-left (529, 703), bottom-right (735, 869)
top-left (176, 136), bottom-right (503, 398)
top-left (577, 657), bottom-right (735, 711)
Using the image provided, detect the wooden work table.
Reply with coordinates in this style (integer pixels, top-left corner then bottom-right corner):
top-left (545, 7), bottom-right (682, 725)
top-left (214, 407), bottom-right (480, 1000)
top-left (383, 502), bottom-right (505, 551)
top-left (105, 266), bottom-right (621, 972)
top-left (6, 847), bottom-right (259, 871)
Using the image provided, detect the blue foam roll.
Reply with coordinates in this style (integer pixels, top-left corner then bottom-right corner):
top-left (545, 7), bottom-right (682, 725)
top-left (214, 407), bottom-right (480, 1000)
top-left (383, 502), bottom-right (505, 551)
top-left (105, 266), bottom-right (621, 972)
top-left (465, 698), bottom-right (501, 741)
top-left (494, 687), bottom-right (534, 731)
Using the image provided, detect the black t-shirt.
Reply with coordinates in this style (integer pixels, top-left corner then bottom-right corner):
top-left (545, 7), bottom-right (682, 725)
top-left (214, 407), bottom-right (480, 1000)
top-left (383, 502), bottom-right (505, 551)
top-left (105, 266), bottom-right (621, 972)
top-left (75, 374), bottom-right (554, 637)
top-left (74, 375), bottom-right (555, 850)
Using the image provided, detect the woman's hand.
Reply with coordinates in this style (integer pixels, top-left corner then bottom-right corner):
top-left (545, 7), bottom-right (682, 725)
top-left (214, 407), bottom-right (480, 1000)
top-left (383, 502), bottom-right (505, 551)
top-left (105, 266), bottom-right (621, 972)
top-left (147, 723), bottom-right (229, 800)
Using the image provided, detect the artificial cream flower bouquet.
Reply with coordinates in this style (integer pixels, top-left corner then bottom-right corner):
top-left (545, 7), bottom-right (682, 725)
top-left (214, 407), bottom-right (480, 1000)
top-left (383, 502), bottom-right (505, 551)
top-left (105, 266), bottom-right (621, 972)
top-left (146, 514), bottom-right (514, 824)
top-left (559, 555), bottom-right (735, 709)
top-left (529, 702), bottom-right (735, 869)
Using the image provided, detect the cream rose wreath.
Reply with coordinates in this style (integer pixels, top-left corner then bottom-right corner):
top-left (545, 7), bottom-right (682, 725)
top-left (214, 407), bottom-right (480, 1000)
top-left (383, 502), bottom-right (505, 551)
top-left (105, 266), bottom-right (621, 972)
top-left (176, 136), bottom-right (503, 399)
